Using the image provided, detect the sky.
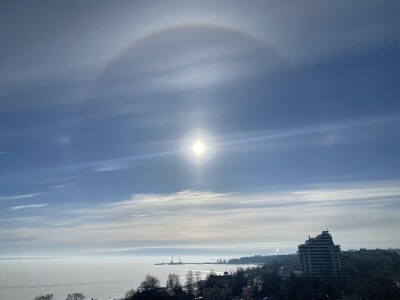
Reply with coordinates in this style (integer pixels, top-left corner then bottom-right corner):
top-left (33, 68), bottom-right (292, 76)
top-left (0, 1), bottom-right (399, 258)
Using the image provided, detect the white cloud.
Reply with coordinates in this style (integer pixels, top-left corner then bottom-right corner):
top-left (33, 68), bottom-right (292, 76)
top-left (53, 183), bottom-right (74, 189)
top-left (0, 192), bottom-right (42, 201)
top-left (9, 204), bottom-right (48, 211)
top-left (1, 180), bottom-right (400, 256)
top-left (52, 222), bottom-right (71, 226)
top-left (93, 164), bottom-right (128, 172)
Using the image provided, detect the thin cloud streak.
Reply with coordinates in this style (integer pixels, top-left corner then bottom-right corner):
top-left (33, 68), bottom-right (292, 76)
top-left (52, 222), bottom-right (71, 226)
top-left (220, 114), bottom-right (400, 147)
top-left (25, 113), bottom-right (400, 177)
top-left (54, 149), bottom-right (181, 174)
top-left (93, 164), bottom-right (128, 173)
top-left (0, 192), bottom-right (42, 201)
top-left (9, 204), bottom-right (48, 211)
top-left (53, 183), bottom-right (74, 189)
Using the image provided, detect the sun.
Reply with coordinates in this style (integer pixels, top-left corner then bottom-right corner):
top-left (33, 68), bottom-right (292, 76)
top-left (192, 141), bottom-right (205, 155)
top-left (182, 131), bottom-right (215, 163)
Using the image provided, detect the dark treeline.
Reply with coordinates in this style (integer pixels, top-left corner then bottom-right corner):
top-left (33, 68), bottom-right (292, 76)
top-left (227, 254), bottom-right (300, 267)
top-left (121, 250), bottom-right (400, 300)
top-left (34, 294), bottom-right (85, 300)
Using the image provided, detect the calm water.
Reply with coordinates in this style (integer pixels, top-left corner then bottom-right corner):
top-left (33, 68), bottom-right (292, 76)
top-left (0, 257), bottom-right (254, 300)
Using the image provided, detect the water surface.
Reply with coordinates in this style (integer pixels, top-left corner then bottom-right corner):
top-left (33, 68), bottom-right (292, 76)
top-left (0, 257), bottom-right (254, 300)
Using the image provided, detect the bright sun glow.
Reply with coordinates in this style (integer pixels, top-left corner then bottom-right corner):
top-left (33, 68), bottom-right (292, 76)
top-left (192, 141), bottom-right (205, 155)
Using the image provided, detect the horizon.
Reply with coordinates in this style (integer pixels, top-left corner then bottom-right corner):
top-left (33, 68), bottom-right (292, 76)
top-left (1, 230), bottom-right (399, 260)
top-left (1, 247), bottom-right (399, 261)
top-left (1, 1), bottom-right (400, 258)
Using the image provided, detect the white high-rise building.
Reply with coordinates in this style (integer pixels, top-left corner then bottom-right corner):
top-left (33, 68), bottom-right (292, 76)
top-left (298, 230), bottom-right (341, 277)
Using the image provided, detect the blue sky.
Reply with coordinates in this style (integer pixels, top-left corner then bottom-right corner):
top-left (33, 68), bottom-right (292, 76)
top-left (0, 1), bottom-right (399, 257)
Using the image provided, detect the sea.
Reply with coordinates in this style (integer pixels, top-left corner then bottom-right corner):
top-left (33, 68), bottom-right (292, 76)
top-left (0, 256), bottom-right (255, 300)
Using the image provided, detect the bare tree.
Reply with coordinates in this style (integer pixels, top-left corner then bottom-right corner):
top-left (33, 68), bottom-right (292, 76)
top-left (185, 270), bottom-right (195, 295)
top-left (65, 293), bottom-right (85, 300)
top-left (166, 273), bottom-right (181, 288)
top-left (34, 295), bottom-right (53, 300)
top-left (139, 274), bottom-right (160, 291)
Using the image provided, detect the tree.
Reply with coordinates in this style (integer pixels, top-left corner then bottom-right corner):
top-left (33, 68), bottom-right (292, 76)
top-left (34, 295), bottom-right (53, 300)
top-left (124, 288), bottom-right (136, 299)
top-left (139, 274), bottom-right (160, 291)
top-left (231, 268), bottom-right (247, 296)
top-left (185, 270), bottom-right (195, 295)
top-left (166, 273), bottom-right (181, 288)
top-left (206, 269), bottom-right (216, 280)
top-left (65, 293), bottom-right (85, 300)
top-left (260, 270), bottom-right (282, 297)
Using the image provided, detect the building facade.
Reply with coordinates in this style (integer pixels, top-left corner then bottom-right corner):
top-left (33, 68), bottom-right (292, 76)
top-left (298, 230), bottom-right (341, 277)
